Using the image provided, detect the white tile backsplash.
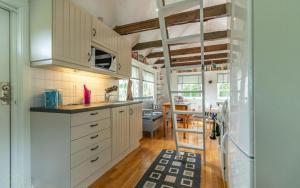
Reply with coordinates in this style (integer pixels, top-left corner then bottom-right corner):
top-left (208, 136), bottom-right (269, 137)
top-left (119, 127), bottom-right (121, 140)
top-left (31, 68), bottom-right (118, 107)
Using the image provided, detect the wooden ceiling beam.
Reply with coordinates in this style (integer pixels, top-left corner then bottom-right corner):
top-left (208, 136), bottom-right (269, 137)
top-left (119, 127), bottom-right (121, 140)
top-left (160, 59), bottom-right (228, 68)
top-left (147, 43), bottom-right (228, 58)
top-left (133, 30), bottom-right (229, 51)
top-left (114, 3), bottom-right (230, 35)
top-left (155, 53), bottom-right (228, 64)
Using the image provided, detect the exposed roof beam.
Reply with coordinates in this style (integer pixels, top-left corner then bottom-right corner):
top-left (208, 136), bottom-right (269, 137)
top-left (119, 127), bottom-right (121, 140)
top-left (155, 53), bottom-right (228, 64)
top-left (114, 3), bottom-right (230, 35)
top-left (133, 30), bottom-right (229, 51)
top-left (147, 43), bottom-right (228, 58)
top-left (160, 59), bottom-right (229, 68)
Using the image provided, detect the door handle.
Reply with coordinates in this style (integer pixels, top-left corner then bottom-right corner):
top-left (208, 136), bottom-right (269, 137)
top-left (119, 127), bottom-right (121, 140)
top-left (118, 63), bottom-right (121, 70)
top-left (221, 132), bottom-right (228, 154)
top-left (92, 28), bottom-right (96, 37)
top-left (88, 52), bottom-right (91, 62)
top-left (0, 82), bottom-right (10, 105)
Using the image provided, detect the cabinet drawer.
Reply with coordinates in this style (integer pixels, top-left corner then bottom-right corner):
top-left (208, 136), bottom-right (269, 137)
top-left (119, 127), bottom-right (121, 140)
top-left (71, 138), bottom-right (111, 168)
top-left (71, 148), bottom-right (111, 187)
top-left (71, 109), bottom-right (110, 126)
top-left (71, 128), bottom-right (111, 154)
top-left (71, 118), bottom-right (111, 140)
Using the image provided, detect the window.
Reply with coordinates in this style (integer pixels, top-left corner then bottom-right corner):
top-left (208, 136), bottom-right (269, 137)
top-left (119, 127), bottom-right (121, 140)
top-left (217, 73), bottom-right (230, 100)
top-left (177, 74), bottom-right (202, 98)
top-left (143, 71), bottom-right (155, 97)
top-left (131, 66), bottom-right (140, 98)
top-left (118, 79), bottom-right (128, 101)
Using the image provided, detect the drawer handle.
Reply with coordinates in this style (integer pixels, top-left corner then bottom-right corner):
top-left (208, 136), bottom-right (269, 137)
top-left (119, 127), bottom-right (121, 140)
top-left (90, 123), bottom-right (99, 128)
top-left (90, 145), bottom-right (99, 151)
top-left (90, 134), bottom-right (99, 139)
top-left (119, 110), bottom-right (124, 113)
top-left (90, 112), bottom-right (98, 116)
top-left (90, 156), bottom-right (99, 163)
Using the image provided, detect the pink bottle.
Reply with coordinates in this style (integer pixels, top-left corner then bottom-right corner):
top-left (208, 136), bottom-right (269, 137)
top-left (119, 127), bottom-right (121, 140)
top-left (83, 84), bottom-right (91, 105)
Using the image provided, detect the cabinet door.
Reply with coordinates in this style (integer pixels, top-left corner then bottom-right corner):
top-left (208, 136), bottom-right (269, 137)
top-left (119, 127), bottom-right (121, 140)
top-left (129, 104), bottom-right (143, 149)
top-left (112, 106), bottom-right (130, 159)
top-left (92, 18), bottom-right (118, 53)
top-left (53, 0), bottom-right (69, 62)
top-left (117, 37), bottom-right (132, 77)
top-left (79, 9), bottom-right (92, 67)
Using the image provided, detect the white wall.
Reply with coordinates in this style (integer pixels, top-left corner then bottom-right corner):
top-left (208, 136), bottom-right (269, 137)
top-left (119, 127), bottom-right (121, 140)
top-left (72, 0), bottom-right (117, 27)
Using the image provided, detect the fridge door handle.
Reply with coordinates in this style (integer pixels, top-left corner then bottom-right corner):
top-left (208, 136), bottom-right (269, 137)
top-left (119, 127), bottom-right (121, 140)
top-left (221, 132), bottom-right (229, 154)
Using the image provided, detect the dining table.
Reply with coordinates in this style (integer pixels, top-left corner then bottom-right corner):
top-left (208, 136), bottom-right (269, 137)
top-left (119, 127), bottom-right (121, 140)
top-left (162, 102), bottom-right (221, 139)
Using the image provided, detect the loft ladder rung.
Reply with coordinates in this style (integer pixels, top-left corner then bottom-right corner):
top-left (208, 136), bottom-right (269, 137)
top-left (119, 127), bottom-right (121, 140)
top-left (167, 34), bottom-right (201, 45)
top-left (171, 90), bottom-right (202, 94)
top-left (175, 127), bottom-right (204, 134)
top-left (158, 0), bottom-right (200, 17)
top-left (174, 110), bottom-right (204, 116)
top-left (177, 143), bottom-right (204, 150)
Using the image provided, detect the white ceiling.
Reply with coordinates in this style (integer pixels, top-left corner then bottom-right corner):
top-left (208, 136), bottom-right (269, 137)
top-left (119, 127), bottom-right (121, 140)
top-left (73, 0), bottom-right (230, 64)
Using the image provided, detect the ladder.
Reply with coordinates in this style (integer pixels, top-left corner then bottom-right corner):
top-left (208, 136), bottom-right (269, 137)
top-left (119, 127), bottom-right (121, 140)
top-left (156, 0), bottom-right (206, 162)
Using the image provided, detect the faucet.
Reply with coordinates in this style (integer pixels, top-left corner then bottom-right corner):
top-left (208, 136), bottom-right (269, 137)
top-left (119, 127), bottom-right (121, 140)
top-left (105, 93), bottom-right (113, 102)
top-left (104, 85), bottom-right (118, 102)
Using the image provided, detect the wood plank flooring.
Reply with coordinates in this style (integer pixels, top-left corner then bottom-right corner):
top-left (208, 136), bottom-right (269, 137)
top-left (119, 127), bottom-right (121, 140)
top-left (90, 123), bottom-right (226, 188)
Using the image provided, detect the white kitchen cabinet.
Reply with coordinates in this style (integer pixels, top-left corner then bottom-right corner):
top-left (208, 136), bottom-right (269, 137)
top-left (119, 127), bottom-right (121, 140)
top-left (30, 0), bottom-right (92, 68)
top-left (111, 106), bottom-right (130, 159)
top-left (117, 37), bottom-right (132, 77)
top-left (31, 109), bottom-right (111, 188)
top-left (91, 17), bottom-right (118, 53)
top-left (129, 104), bottom-right (143, 150)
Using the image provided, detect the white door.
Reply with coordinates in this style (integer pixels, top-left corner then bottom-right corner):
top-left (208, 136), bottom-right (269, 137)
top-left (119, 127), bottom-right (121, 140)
top-left (0, 7), bottom-right (11, 188)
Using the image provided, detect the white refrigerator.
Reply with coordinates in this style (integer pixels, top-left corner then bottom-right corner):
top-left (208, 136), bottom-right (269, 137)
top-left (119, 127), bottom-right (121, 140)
top-left (225, 0), bottom-right (300, 187)
top-left (226, 0), bottom-right (254, 187)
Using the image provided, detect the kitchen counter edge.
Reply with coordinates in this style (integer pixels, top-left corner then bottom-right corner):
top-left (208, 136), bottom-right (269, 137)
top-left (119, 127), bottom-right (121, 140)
top-left (30, 101), bottom-right (143, 114)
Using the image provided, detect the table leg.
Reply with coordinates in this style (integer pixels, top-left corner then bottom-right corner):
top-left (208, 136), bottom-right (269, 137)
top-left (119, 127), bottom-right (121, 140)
top-left (163, 107), bottom-right (166, 137)
top-left (210, 119), bottom-right (217, 140)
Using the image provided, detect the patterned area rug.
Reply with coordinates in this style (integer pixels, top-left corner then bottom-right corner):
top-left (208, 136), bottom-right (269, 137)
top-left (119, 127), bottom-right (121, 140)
top-left (135, 149), bottom-right (201, 188)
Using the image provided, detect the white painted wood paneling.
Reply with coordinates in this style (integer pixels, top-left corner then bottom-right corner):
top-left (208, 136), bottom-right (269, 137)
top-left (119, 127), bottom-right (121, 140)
top-left (0, 7), bottom-right (10, 188)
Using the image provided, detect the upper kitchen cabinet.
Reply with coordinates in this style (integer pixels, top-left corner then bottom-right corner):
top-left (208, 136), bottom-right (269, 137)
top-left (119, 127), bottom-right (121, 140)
top-left (117, 37), bottom-right (132, 77)
top-left (92, 18), bottom-right (118, 53)
top-left (30, 0), bottom-right (92, 68)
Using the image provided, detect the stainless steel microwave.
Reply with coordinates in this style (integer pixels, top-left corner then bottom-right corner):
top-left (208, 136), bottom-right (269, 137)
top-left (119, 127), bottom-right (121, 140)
top-left (90, 47), bottom-right (117, 72)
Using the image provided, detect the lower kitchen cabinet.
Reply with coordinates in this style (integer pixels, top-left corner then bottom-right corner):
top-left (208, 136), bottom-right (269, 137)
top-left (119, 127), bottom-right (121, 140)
top-left (31, 109), bottom-right (112, 188)
top-left (111, 106), bottom-right (130, 159)
top-left (30, 102), bottom-right (143, 188)
top-left (129, 104), bottom-right (143, 150)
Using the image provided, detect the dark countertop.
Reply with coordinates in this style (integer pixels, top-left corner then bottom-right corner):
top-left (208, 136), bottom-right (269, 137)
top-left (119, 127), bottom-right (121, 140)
top-left (30, 101), bottom-right (143, 114)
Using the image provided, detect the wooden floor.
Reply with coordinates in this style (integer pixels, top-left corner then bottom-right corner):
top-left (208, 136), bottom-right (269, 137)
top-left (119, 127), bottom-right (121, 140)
top-left (90, 122), bottom-right (226, 188)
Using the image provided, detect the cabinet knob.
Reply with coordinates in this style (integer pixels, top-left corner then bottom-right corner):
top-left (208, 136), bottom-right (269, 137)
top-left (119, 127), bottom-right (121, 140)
top-left (92, 28), bottom-right (96, 37)
top-left (119, 110), bottom-right (124, 113)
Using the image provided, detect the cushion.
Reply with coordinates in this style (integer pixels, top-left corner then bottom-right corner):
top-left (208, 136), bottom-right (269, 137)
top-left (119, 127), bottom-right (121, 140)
top-left (143, 111), bottom-right (163, 121)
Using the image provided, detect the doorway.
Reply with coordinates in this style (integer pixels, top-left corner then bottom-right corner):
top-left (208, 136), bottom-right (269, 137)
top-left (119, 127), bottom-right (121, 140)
top-left (0, 7), bottom-right (11, 188)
